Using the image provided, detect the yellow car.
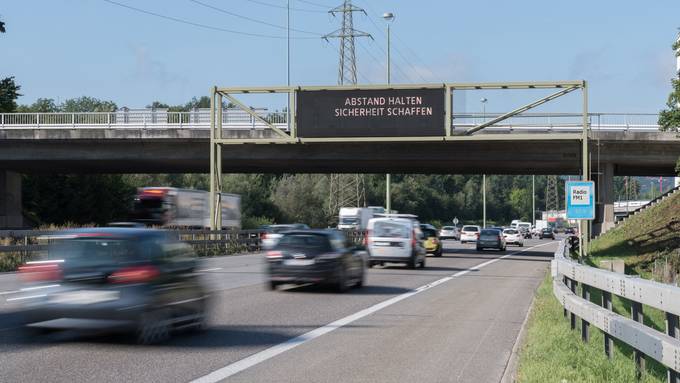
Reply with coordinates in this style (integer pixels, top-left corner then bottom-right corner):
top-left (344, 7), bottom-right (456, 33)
top-left (420, 224), bottom-right (443, 257)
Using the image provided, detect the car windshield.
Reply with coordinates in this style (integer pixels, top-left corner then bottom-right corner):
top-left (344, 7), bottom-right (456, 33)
top-left (462, 226), bottom-right (478, 232)
top-left (276, 234), bottom-right (330, 251)
top-left (339, 217), bottom-right (358, 224)
top-left (270, 225), bottom-right (295, 234)
top-left (422, 228), bottom-right (437, 238)
top-left (50, 237), bottom-right (140, 267)
top-left (503, 229), bottom-right (518, 234)
top-left (480, 229), bottom-right (500, 236)
top-left (373, 221), bottom-right (409, 238)
top-left (442, 226), bottom-right (454, 230)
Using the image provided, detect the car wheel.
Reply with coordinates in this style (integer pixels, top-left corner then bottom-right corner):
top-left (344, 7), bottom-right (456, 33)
top-left (336, 266), bottom-right (349, 293)
top-left (476, 247), bottom-right (482, 251)
top-left (519, 243), bottom-right (524, 247)
top-left (268, 280), bottom-right (279, 291)
top-left (408, 254), bottom-right (418, 269)
top-left (137, 309), bottom-right (171, 345)
top-left (420, 256), bottom-right (426, 268)
top-left (354, 267), bottom-right (365, 288)
top-left (368, 262), bottom-right (374, 268)
top-left (461, 241), bottom-right (465, 244)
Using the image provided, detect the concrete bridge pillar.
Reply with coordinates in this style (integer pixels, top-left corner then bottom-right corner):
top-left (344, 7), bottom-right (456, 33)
top-left (594, 162), bottom-right (615, 236)
top-left (0, 170), bottom-right (23, 228)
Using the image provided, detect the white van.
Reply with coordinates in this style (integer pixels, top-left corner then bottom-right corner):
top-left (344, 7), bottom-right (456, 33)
top-left (460, 225), bottom-right (481, 244)
top-left (365, 217), bottom-right (426, 269)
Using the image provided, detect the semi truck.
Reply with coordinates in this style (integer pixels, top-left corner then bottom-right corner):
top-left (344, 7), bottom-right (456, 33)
top-left (338, 207), bottom-right (374, 230)
top-left (131, 187), bottom-right (241, 229)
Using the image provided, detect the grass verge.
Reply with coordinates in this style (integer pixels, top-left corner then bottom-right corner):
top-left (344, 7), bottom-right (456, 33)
top-left (516, 272), bottom-right (665, 383)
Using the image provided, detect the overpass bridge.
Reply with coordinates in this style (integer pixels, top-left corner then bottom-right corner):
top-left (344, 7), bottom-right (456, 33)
top-left (1, 81), bottom-right (679, 235)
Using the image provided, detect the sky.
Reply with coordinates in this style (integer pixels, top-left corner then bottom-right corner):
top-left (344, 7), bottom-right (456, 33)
top-left (2, 0), bottom-right (679, 114)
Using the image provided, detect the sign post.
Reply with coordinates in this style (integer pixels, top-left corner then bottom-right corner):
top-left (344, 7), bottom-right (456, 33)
top-left (565, 181), bottom-right (595, 259)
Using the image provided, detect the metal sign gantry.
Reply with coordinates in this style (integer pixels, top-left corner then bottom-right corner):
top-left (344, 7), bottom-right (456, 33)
top-left (209, 81), bottom-right (591, 251)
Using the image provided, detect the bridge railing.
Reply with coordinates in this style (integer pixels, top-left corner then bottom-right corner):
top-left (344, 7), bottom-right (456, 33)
top-left (0, 108), bottom-right (288, 129)
top-left (553, 240), bottom-right (680, 379)
top-left (0, 110), bottom-right (661, 131)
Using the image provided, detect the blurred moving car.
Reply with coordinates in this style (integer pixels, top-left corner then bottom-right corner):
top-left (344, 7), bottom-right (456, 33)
top-left (517, 222), bottom-right (532, 239)
top-left (18, 228), bottom-right (209, 344)
top-left (366, 217), bottom-right (426, 269)
top-left (564, 227), bottom-right (577, 235)
top-left (420, 224), bottom-right (442, 257)
top-left (460, 225), bottom-right (481, 244)
top-left (266, 230), bottom-right (366, 292)
top-left (477, 228), bottom-right (507, 251)
top-left (439, 226), bottom-right (460, 240)
top-left (502, 228), bottom-right (524, 247)
top-left (261, 223), bottom-right (310, 248)
top-left (540, 227), bottom-right (556, 240)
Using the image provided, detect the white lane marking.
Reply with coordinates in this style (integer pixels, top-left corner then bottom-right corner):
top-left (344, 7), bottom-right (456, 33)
top-left (190, 242), bottom-right (556, 383)
top-left (197, 268), bottom-right (223, 272)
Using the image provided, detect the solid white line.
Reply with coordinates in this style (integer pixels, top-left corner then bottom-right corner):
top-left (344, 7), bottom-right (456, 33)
top-left (0, 284), bottom-right (60, 296)
top-left (197, 268), bottom-right (223, 272)
top-left (6, 294), bottom-right (46, 302)
top-left (189, 242), bottom-right (556, 383)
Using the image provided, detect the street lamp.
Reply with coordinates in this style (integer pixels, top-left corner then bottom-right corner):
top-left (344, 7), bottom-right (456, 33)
top-left (384, 12), bottom-right (395, 213)
top-left (480, 98), bottom-right (488, 227)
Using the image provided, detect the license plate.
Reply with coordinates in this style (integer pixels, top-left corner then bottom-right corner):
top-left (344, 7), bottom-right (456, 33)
top-left (283, 259), bottom-right (315, 266)
top-left (49, 290), bottom-right (119, 305)
top-left (374, 241), bottom-right (391, 246)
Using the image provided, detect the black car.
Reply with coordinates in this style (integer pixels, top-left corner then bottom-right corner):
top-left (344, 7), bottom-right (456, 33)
top-left (564, 227), bottom-right (576, 235)
top-left (477, 229), bottom-right (507, 251)
top-left (19, 228), bottom-right (208, 344)
top-left (266, 230), bottom-right (367, 292)
top-left (540, 228), bottom-right (556, 240)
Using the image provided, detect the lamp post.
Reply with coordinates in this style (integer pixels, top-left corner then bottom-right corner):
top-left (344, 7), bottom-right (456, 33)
top-left (384, 12), bottom-right (394, 213)
top-left (480, 98), bottom-right (488, 228)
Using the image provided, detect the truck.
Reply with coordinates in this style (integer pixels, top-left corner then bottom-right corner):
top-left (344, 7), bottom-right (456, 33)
top-left (131, 187), bottom-right (241, 229)
top-left (338, 207), bottom-right (374, 231)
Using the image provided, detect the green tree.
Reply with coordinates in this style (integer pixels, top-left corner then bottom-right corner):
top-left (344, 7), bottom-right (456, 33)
top-left (271, 174), bottom-right (327, 227)
top-left (659, 37), bottom-right (680, 131)
top-left (61, 96), bottom-right (117, 112)
top-left (16, 98), bottom-right (59, 113)
top-left (0, 76), bottom-right (21, 112)
top-left (509, 188), bottom-right (532, 221)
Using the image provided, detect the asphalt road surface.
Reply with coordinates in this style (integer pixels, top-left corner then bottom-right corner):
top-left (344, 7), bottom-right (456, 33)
top-left (0, 238), bottom-right (558, 383)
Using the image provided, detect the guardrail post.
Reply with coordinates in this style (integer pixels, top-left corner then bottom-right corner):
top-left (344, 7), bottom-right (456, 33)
top-left (570, 279), bottom-right (578, 330)
top-left (581, 284), bottom-right (590, 342)
top-left (602, 290), bottom-right (614, 359)
top-left (563, 276), bottom-right (569, 318)
top-left (632, 301), bottom-right (646, 379)
top-left (666, 313), bottom-right (680, 382)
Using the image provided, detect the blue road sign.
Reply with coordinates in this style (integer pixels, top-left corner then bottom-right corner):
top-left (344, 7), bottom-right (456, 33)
top-left (565, 181), bottom-right (595, 220)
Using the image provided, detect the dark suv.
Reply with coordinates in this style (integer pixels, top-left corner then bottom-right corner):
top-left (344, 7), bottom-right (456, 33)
top-left (540, 228), bottom-right (556, 240)
top-left (19, 228), bottom-right (208, 344)
top-left (266, 230), bottom-right (367, 292)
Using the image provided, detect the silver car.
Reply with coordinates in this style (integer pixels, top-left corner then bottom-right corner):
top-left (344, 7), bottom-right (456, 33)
top-left (439, 226), bottom-right (460, 240)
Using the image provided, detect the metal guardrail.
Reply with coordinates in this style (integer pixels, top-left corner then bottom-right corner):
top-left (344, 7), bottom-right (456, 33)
top-left (552, 240), bottom-right (680, 380)
top-left (0, 110), bottom-right (662, 131)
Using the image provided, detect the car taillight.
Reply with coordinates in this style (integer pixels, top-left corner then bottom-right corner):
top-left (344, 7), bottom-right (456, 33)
top-left (412, 230), bottom-right (417, 248)
top-left (18, 262), bottom-right (62, 283)
top-left (364, 230), bottom-right (371, 246)
top-left (266, 251), bottom-right (283, 259)
top-left (262, 233), bottom-right (268, 239)
top-left (476, 233), bottom-right (480, 238)
top-left (108, 265), bottom-right (160, 284)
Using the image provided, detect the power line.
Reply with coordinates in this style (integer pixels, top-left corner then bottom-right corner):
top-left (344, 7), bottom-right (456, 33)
top-left (240, 0), bottom-right (327, 13)
top-left (189, 0), bottom-right (323, 36)
top-left (296, 0), bottom-right (334, 9)
top-left (102, 0), bottom-right (317, 39)
top-left (360, 38), bottom-right (417, 83)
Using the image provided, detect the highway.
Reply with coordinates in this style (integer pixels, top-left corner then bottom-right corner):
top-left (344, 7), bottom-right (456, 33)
top-left (0, 238), bottom-right (557, 383)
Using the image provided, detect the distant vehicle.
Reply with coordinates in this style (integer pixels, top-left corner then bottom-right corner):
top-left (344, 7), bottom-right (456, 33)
top-left (338, 207), bottom-right (374, 231)
top-left (510, 220), bottom-right (520, 229)
top-left (366, 217), bottom-right (426, 269)
top-left (18, 228), bottom-right (209, 344)
top-left (439, 226), bottom-right (460, 240)
top-left (564, 227), bottom-right (577, 235)
top-left (261, 224), bottom-right (310, 248)
top-left (534, 219), bottom-right (548, 231)
top-left (367, 206), bottom-right (386, 215)
top-left (502, 228), bottom-right (524, 247)
top-left (540, 227), bottom-right (556, 240)
top-left (131, 187), bottom-right (241, 229)
top-left (516, 222), bottom-right (532, 238)
top-left (420, 224), bottom-right (442, 257)
top-left (477, 228), bottom-right (506, 251)
top-left (460, 225), bottom-right (481, 244)
top-left (265, 230), bottom-right (367, 292)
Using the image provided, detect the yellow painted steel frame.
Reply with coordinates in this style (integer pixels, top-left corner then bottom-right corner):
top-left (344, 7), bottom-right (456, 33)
top-left (209, 81), bottom-right (590, 231)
